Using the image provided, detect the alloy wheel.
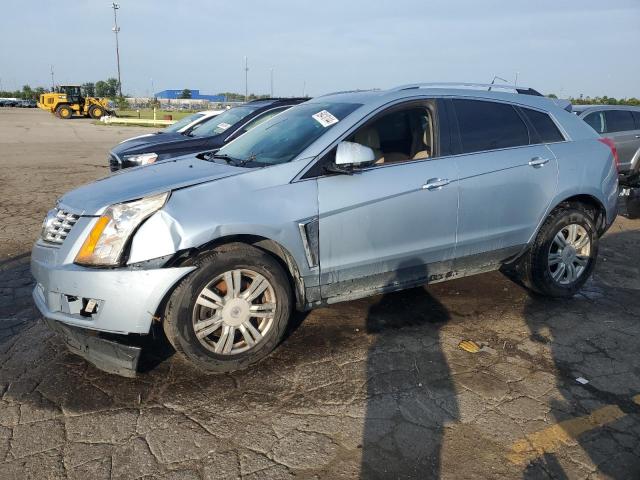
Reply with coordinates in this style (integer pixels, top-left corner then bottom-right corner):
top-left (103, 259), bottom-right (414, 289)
top-left (547, 223), bottom-right (591, 285)
top-left (192, 269), bottom-right (276, 355)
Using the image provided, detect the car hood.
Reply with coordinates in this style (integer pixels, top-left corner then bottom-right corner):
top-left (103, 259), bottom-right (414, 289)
top-left (59, 158), bottom-right (244, 215)
top-left (111, 131), bottom-right (186, 154)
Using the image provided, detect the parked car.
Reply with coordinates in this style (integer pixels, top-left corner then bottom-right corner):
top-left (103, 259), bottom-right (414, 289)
top-left (33, 83), bottom-right (618, 377)
top-left (108, 98), bottom-right (307, 171)
top-left (573, 105), bottom-right (640, 217)
top-left (115, 109), bottom-right (225, 146)
top-left (0, 99), bottom-right (19, 107)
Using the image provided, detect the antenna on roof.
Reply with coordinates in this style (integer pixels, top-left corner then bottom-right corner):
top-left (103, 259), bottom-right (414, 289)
top-left (489, 76), bottom-right (509, 91)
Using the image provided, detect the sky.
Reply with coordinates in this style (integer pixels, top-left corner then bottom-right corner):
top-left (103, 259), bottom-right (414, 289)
top-left (1, 0), bottom-right (639, 99)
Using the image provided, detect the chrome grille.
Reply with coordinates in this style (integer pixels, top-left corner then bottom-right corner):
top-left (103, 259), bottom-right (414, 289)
top-left (109, 153), bottom-right (122, 172)
top-left (42, 208), bottom-right (80, 245)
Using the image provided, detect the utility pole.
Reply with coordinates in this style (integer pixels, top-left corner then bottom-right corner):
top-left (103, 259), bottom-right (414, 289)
top-left (244, 56), bottom-right (249, 102)
top-left (270, 68), bottom-right (274, 97)
top-left (515, 71), bottom-right (519, 87)
top-left (50, 65), bottom-right (54, 91)
top-left (302, 80), bottom-right (306, 97)
top-left (111, 3), bottom-right (123, 97)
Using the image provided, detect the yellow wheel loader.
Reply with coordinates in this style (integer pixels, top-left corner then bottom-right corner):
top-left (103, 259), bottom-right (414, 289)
top-left (37, 85), bottom-right (113, 119)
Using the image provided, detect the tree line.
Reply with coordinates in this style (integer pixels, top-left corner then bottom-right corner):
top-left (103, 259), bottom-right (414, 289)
top-left (0, 78), bottom-right (123, 101)
top-left (4, 83), bottom-right (637, 106)
top-left (547, 94), bottom-right (640, 106)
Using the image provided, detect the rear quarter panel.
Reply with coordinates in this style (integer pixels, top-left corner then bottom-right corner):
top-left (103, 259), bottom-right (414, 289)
top-left (544, 124), bottom-right (618, 230)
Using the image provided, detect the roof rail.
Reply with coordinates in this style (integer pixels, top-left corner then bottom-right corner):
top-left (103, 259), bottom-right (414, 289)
top-left (391, 82), bottom-right (543, 96)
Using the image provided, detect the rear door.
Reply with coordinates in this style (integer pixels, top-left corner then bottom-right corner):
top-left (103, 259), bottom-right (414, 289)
top-left (450, 99), bottom-right (559, 268)
top-left (603, 109), bottom-right (639, 172)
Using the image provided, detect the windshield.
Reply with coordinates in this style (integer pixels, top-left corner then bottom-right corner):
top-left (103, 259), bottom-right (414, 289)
top-left (164, 112), bottom-right (205, 133)
top-left (215, 102), bottom-right (361, 166)
top-left (189, 105), bottom-right (261, 137)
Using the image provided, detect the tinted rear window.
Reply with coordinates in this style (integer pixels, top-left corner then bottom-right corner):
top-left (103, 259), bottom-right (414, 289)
top-left (521, 108), bottom-right (565, 143)
top-left (453, 99), bottom-right (529, 154)
top-left (583, 112), bottom-right (605, 134)
top-left (604, 110), bottom-right (635, 133)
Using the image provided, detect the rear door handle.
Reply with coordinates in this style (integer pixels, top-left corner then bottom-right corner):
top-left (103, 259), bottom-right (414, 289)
top-left (422, 178), bottom-right (450, 190)
top-left (635, 135), bottom-right (640, 139)
top-left (529, 157), bottom-right (550, 168)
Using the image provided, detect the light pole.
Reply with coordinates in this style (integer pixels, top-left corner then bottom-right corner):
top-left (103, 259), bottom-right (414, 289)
top-left (111, 3), bottom-right (123, 97)
top-left (270, 68), bottom-right (274, 97)
top-left (50, 65), bottom-right (55, 91)
top-left (244, 56), bottom-right (249, 102)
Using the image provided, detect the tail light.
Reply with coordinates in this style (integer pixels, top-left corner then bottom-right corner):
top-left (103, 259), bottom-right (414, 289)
top-left (598, 137), bottom-right (619, 172)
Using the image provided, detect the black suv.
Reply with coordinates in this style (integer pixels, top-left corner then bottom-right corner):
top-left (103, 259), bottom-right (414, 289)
top-left (109, 98), bottom-right (308, 171)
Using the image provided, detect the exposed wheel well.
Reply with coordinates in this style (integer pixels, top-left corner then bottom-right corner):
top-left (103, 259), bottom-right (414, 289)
top-left (176, 235), bottom-right (306, 311)
top-left (554, 194), bottom-right (607, 234)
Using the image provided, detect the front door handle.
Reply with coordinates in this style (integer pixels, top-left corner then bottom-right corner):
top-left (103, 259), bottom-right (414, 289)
top-left (635, 134), bottom-right (640, 139)
top-left (529, 157), bottom-right (550, 168)
top-left (423, 178), bottom-right (450, 190)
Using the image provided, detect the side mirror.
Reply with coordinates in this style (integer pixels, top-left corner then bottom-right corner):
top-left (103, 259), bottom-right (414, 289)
top-left (335, 141), bottom-right (375, 166)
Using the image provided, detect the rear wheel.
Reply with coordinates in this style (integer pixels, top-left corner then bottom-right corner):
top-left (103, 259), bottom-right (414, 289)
top-left (163, 244), bottom-right (293, 373)
top-left (514, 204), bottom-right (598, 298)
top-left (89, 105), bottom-right (105, 119)
top-left (55, 105), bottom-right (73, 119)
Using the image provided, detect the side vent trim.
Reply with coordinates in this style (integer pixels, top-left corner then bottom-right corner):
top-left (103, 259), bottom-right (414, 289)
top-left (298, 218), bottom-right (319, 268)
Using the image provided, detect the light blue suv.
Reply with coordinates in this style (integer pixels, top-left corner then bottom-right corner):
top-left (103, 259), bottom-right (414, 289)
top-left (32, 83), bottom-right (619, 376)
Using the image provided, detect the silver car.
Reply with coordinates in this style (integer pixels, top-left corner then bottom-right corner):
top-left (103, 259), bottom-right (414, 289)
top-left (574, 104), bottom-right (640, 217)
top-left (32, 83), bottom-right (619, 376)
top-left (574, 105), bottom-right (640, 178)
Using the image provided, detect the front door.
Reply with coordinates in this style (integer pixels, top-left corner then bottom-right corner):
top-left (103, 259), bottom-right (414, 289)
top-left (316, 100), bottom-right (459, 302)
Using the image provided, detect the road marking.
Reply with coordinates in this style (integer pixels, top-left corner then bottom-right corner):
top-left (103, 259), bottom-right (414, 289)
top-left (507, 393), bottom-right (640, 465)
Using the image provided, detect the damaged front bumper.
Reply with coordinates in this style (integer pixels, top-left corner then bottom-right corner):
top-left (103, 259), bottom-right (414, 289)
top-left (31, 241), bottom-right (194, 334)
top-left (44, 318), bottom-right (142, 377)
top-left (31, 240), bottom-right (196, 376)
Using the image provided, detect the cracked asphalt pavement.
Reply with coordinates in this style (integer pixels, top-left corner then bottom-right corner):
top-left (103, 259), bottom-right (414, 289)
top-left (1, 108), bottom-right (639, 479)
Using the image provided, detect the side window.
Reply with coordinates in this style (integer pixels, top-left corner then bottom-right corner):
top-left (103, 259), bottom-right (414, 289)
top-left (633, 112), bottom-right (640, 129)
top-left (520, 108), bottom-right (565, 143)
top-left (583, 112), bottom-right (605, 134)
top-left (453, 99), bottom-right (529, 154)
top-left (346, 104), bottom-right (435, 165)
top-left (604, 110), bottom-right (635, 133)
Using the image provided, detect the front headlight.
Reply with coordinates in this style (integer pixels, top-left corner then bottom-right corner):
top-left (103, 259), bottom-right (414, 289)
top-left (75, 192), bottom-right (169, 266)
top-left (124, 152), bottom-right (158, 166)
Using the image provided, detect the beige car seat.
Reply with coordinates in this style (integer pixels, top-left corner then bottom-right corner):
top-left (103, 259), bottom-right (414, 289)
top-left (354, 127), bottom-right (385, 164)
top-left (412, 117), bottom-right (432, 160)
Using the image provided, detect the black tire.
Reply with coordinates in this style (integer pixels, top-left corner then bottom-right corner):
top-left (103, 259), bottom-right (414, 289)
top-left (163, 243), bottom-right (293, 373)
top-left (55, 104), bottom-right (73, 119)
top-left (514, 204), bottom-right (599, 298)
top-left (626, 189), bottom-right (640, 219)
top-left (89, 105), bottom-right (105, 119)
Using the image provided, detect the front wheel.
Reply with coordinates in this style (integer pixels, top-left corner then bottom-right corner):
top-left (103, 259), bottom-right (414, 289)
top-left (89, 105), bottom-right (105, 119)
top-left (515, 204), bottom-right (599, 298)
top-left (163, 244), bottom-right (293, 373)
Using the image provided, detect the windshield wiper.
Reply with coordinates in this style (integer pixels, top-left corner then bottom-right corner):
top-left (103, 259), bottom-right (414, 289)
top-left (208, 153), bottom-right (243, 165)
top-left (232, 153), bottom-right (264, 168)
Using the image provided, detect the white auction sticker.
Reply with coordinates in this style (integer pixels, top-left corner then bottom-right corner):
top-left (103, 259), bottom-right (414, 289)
top-left (312, 110), bottom-right (339, 128)
top-left (217, 122), bottom-right (232, 131)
